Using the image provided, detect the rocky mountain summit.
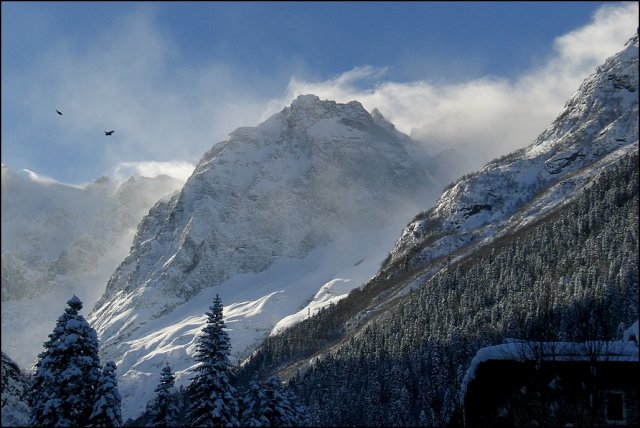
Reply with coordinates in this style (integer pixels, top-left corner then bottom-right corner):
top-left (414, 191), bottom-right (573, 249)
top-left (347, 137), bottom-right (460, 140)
top-left (87, 94), bottom-right (454, 419)
top-left (95, 95), bottom-right (440, 307)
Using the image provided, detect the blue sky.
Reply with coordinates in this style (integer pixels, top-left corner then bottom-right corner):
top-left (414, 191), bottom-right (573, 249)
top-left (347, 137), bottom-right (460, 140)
top-left (2, 1), bottom-right (638, 184)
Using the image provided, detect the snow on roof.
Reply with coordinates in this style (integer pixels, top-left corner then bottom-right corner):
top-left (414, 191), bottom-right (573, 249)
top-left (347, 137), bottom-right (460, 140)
top-left (460, 327), bottom-right (640, 403)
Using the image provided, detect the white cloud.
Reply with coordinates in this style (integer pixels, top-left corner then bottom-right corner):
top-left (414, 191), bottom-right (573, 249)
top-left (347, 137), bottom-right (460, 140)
top-left (109, 160), bottom-right (195, 182)
top-left (264, 2), bottom-right (638, 170)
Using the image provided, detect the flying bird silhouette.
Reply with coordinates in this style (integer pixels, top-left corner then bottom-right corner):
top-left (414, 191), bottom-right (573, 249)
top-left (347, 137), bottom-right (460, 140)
top-left (56, 110), bottom-right (63, 115)
top-left (105, 130), bottom-right (114, 136)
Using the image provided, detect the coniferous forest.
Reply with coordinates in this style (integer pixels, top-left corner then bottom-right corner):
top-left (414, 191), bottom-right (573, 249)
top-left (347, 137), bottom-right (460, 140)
top-left (239, 151), bottom-right (639, 426)
top-left (22, 294), bottom-right (306, 427)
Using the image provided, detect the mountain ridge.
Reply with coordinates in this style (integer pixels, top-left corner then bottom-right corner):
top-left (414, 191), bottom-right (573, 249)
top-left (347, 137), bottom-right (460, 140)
top-left (239, 31), bottom-right (638, 393)
top-left (385, 33), bottom-right (638, 275)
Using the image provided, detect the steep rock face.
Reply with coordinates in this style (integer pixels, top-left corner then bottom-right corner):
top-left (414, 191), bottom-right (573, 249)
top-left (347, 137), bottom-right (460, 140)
top-left (88, 95), bottom-right (444, 419)
top-left (388, 34), bottom-right (638, 271)
top-left (93, 95), bottom-right (439, 325)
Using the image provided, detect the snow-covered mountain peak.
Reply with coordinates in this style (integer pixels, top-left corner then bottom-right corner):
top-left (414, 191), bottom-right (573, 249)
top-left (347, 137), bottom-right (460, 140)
top-left (290, 93), bottom-right (324, 108)
top-left (88, 94), bottom-right (446, 420)
top-left (95, 94), bottom-right (441, 317)
top-left (286, 93), bottom-right (363, 117)
top-left (525, 32), bottom-right (638, 157)
top-left (276, 94), bottom-right (407, 147)
top-left (196, 95), bottom-right (426, 183)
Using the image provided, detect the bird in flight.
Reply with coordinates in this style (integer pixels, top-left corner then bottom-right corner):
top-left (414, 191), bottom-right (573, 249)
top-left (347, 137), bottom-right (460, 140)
top-left (105, 130), bottom-right (115, 136)
top-left (56, 109), bottom-right (63, 115)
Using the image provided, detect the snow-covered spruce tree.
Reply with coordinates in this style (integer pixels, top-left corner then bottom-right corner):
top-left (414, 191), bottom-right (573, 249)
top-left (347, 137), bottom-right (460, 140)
top-left (262, 376), bottom-right (305, 427)
top-left (238, 378), bottom-right (270, 427)
top-left (187, 294), bottom-right (239, 426)
top-left (89, 360), bottom-right (122, 427)
top-left (148, 363), bottom-right (180, 427)
top-left (28, 295), bottom-right (102, 427)
top-left (284, 382), bottom-right (308, 426)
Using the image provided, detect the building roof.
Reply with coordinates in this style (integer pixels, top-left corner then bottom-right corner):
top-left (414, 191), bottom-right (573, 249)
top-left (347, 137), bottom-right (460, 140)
top-left (460, 321), bottom-right (639, 403)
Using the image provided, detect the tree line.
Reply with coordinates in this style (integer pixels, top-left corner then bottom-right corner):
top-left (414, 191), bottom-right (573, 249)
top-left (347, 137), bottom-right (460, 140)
top-left (25, 294), bottom-right (306, 427)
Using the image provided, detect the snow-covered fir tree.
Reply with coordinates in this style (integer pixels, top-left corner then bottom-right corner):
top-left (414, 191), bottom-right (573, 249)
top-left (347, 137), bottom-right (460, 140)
top-left (187, 294), bottom-right (239, 426)
top-left (238, 378), bottom-right (270, 427)
top-left (261, 376), bottom-right (306, 427)
top-left (1, 352), bottom-right (31, 427)
top-left (238, 376), bottom-right (306, 427)
top-left (89, 360), bottom-right (122, 427)
top-left (148, 363), bottom-right (180, 427)
top-left (28, 295), bottom-right (102, 427)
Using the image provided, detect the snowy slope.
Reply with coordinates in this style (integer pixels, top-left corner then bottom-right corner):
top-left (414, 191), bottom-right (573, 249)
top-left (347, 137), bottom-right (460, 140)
top-left (88, 95), bottom-right (447, 420)
top-left (387, 34), bottom-right (638, 273)
top-left (1, 168), bottom-right (184, 369)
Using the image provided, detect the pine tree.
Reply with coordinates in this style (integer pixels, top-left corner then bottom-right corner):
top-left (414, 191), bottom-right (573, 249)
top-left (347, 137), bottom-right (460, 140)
top-left (148, 363), bottom-right (181, 427)
top-left (187, 294), bottom-right (239, 426)
top-left (89, 360), bottom-right (123, 427)
top-left (28, 295), bottom-right (102, 427)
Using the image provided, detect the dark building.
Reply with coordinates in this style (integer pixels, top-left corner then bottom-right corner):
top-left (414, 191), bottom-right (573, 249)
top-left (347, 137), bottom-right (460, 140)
top-left (462, 324), bottom-right (639, 427)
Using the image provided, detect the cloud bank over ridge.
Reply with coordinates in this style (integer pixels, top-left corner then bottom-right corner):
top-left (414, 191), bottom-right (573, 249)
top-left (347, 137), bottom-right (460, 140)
top-left (3, 3), bottom-right (637, 183)
top-left (264, 2), bottom-right (638, 170)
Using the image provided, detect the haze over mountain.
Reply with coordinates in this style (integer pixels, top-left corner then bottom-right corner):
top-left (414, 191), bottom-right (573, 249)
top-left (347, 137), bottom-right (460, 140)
top-left (1, 169), bottom-right (184, 369)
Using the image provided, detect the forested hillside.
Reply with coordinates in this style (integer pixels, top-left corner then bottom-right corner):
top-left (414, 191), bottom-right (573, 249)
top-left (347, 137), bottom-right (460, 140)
top-left (240, 148), bottom-right (638, 426)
